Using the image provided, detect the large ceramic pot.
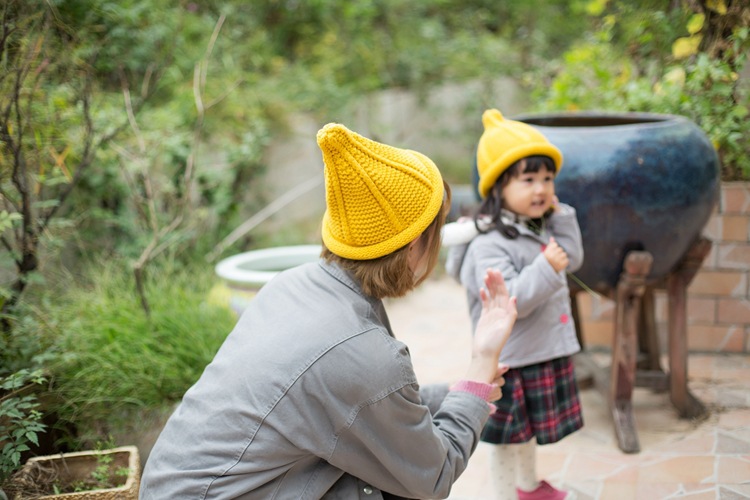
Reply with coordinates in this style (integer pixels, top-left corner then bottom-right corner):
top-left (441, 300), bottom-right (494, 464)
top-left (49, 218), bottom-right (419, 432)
top-left (475, 112), bottom-right (720, 292)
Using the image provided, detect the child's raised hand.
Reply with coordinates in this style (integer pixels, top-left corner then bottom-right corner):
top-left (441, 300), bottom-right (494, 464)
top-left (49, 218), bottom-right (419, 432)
top-left (464, 269), bottom-right (517, 383)
top-left (544, 236), bottom-right (569, 273)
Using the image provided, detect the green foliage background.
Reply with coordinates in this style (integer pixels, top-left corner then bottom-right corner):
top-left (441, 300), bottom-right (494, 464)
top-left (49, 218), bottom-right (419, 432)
top-left (0, 0), bottom-right (748, 467)
top-left (530, 0), bottom-right (749, 179)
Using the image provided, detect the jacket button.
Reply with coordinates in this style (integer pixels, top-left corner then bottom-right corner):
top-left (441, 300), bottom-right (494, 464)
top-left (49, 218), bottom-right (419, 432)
top-left (363, 485), bottom-right (373, 495)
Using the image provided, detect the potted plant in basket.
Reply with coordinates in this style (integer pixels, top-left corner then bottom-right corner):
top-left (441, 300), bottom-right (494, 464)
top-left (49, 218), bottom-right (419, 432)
top-left (2, 444), bottom-right (140, 500)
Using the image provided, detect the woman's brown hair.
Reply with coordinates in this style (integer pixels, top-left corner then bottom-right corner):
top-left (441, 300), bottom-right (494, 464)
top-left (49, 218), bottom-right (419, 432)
top-left (322, 182), bottom-right (452, 299)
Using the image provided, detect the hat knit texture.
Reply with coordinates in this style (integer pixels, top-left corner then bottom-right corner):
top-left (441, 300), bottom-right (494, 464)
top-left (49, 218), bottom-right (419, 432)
top-left (317, 123), bottom-right (444, 260)
top-left (477, 109), bottom-right (563, 198)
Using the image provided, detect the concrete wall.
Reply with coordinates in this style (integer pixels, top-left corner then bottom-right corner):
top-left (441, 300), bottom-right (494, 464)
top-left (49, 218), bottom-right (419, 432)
top-left (259, 77), bottom-right (525, 230)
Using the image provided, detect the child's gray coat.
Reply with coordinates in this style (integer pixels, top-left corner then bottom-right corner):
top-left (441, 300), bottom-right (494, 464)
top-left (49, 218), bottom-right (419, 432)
top-left (445, 203), bottom-right (584, 368)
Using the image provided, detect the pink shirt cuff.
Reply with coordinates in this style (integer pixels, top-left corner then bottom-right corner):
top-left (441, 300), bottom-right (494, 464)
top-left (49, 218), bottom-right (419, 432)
top-left (450, 380), bottom-right (498, 413)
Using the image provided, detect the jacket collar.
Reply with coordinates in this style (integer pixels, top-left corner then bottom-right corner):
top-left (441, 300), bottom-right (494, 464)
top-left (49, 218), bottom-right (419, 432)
top-left (317, 259), bottom-right (393, 335)
top-left (319, 258), bottom-right (360, 293)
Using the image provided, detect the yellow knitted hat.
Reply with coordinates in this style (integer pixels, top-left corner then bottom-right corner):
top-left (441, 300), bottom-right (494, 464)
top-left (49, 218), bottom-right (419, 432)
top-left (317, 123), bottom-right (444, 260)
top-left (477, 109), bottom-right (563, 198)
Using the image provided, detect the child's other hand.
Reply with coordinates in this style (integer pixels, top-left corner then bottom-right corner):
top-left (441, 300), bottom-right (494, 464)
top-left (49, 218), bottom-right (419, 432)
top-left (488, 363), bottom-right (510, 401)
top-left (544, 236), bottom-right (569, 272)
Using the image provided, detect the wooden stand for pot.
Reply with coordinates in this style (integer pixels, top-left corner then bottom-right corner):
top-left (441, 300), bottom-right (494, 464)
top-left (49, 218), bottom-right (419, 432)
top-left (573, 237), bottom-right (711, 453)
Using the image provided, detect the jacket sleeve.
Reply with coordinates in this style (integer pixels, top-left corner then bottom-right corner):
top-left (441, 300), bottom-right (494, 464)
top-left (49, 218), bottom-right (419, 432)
top-left (327, 383), bottom-right (491, 500)
top-left (445, 243), bottom-right (469, 283)
top-left (467, 238), bottom-right (567, 319)
top-left (420, 383), bottom-right (450, 415)
top-left (443, 217), bottom-right (493, 283)
top-left (443, 220), bottom-right (478, 282)
top-left (548, 203), bottom-right (584, 273)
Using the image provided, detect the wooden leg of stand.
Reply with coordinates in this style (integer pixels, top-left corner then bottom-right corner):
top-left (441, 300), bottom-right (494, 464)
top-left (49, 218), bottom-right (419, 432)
top-left (634, 288), bottom-right (670, 392)
top-left (667, 237), bottom-right (711, 419)
top-left (610, 251), bottom-right (652, 453)
top-left (638, 288), bottom-right (661, 371)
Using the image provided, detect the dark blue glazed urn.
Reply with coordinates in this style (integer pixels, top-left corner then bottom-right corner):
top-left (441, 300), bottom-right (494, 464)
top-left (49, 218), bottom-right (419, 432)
top-left (512, 112), bottom-right (720, 292)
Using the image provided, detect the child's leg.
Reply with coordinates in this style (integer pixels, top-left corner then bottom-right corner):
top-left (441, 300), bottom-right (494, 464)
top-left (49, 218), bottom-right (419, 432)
top-left (515, 438), bottom-right (574, 499)
top-left (514, 438), bottom-right (538, 491)
top-left (490, 443), bottom-right (519, 500)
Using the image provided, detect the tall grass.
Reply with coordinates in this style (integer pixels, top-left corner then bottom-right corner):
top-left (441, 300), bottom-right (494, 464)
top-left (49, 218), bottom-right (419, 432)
top-left (45, 258), bottom-right (238, 444)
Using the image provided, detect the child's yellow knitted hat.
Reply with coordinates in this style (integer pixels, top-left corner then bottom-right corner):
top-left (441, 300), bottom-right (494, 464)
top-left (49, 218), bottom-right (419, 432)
top-left (477, 109), bottom-right (563, 198)
top-left (317, 123), bottom-right (444, 260)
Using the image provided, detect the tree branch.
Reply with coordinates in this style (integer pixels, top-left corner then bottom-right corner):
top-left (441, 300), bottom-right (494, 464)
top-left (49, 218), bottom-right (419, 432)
top-left (127, 14), bottom-right (227, 316)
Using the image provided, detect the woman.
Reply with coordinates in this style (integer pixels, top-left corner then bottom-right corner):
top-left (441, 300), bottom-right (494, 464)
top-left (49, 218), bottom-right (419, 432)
top-left (139, 123), bottom-right (517, 499)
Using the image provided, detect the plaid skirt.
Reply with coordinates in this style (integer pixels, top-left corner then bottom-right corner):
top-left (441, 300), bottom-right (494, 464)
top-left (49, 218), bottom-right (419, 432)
top-left (481, 356), bottom-right (583, 445)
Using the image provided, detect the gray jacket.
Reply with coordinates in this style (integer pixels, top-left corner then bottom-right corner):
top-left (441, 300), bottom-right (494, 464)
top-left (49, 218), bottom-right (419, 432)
top-left (445, 203), bottom-right (584, 368)
top-left (140, 260), bottom-right (491, 499)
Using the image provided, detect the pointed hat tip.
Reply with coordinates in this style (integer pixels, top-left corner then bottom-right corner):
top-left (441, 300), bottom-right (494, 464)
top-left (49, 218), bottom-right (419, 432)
top-left (317, 123), bottom-right (349, 147)
top-left (482, 109), bottom-right (505, 129)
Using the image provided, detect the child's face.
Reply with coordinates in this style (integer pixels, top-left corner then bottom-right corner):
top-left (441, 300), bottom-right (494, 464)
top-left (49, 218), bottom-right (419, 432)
top-left (501, 167), bottom-right (556, 219)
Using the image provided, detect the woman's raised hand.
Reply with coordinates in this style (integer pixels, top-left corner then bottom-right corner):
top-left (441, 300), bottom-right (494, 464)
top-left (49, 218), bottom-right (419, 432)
top-left (465, 269), bottom-right (517, 383)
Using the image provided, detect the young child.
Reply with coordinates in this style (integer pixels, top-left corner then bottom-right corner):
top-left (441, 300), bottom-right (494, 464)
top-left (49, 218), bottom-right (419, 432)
top-left (444, 109), bottom-right (584, 500)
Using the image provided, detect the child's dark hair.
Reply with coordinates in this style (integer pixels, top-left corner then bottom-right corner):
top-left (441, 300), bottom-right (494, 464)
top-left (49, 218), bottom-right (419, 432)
top-left (475, 155), bottom-right (557, 239)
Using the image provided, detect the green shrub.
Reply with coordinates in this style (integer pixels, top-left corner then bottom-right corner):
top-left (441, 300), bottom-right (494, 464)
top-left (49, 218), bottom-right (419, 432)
top-left (43, 258), bottom-right (237, 445)
top-left (0, 370), bottom-right (47, 485)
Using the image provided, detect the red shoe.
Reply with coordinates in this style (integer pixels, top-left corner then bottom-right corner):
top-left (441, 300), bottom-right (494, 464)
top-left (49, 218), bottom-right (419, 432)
top-left (517, 480), bottom-right (574, 500)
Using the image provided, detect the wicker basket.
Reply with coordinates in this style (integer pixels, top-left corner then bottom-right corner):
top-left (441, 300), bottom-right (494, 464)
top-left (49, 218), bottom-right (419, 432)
top-left (6, 446), bottom-right (140, 500)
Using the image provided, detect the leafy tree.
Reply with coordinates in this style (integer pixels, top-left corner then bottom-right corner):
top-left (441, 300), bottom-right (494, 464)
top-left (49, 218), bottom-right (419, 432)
top-left (0, 1), bottom-right (267, 322)
top-left (0, 1), bottom-right (121, 332)
top-left (531, 0), bottom-right (750, 179)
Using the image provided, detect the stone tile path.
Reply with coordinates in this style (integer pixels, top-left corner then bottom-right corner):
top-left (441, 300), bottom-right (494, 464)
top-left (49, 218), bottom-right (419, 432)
top-left (385, 276), bottom-right (750, 499)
